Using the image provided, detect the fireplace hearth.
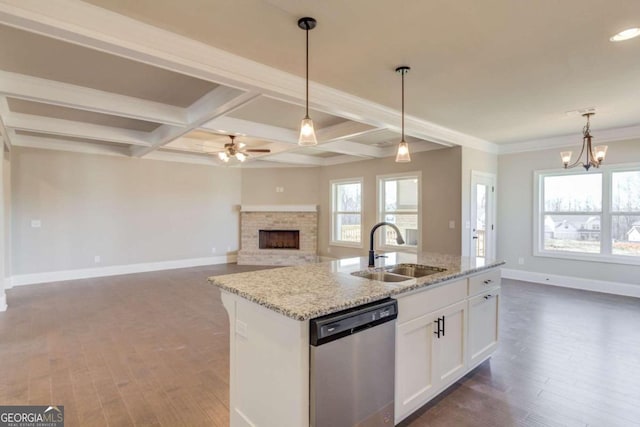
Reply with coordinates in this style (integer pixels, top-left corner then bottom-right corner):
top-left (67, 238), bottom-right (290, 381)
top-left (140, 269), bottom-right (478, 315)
top-left (259, 230), bottom-right (300, 250)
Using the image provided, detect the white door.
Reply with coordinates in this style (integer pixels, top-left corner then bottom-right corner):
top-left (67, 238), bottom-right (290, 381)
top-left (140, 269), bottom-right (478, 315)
top-left (470, 171), bottom-right (496, 263)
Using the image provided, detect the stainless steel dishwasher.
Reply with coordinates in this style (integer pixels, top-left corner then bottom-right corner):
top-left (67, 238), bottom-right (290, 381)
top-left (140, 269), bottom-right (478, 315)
top-left (310, 298), bottom-right (397, 427)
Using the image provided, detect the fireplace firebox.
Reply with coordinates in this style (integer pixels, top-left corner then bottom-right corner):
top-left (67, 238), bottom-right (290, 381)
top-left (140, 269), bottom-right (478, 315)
top-left (259, 230), bottom-right (300, 250)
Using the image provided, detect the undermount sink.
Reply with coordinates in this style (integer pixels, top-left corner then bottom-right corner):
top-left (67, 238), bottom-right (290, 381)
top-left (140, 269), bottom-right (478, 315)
top-left (351, 271), bottom-right (413, 282)
top-left (384, 263), bottom-right (447, 278)
top-left (351, 264), bottom-right (447, 283)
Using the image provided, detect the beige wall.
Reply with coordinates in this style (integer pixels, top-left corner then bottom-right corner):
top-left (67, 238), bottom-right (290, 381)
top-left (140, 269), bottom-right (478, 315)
top-left (241, 167), bottom-right (320, 205)
top-left (461, 147), bottom-right (498, 256)
top-left (318, 147), bottom-right (462, 259)
top-left (11, 147), bottom-right (242, 275)
top-left (497, 138), bottom-right (640, 285)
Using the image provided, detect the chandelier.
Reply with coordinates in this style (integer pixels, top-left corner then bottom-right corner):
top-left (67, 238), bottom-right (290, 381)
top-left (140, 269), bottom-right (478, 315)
top-left (560, 113), bottom-right (608, 171)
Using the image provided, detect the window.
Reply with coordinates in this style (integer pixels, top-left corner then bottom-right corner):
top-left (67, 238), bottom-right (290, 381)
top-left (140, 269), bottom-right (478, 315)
top-left (377, 172), bottom-right (420, 250)
top-left (331, 178), bottom-right (363, 246)
top-left (534, 165), bottom-right (640, 264)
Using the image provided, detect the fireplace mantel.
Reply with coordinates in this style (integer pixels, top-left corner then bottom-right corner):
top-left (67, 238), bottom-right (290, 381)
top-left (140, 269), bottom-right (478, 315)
top-left (240, 205), bottom-right (317, 213)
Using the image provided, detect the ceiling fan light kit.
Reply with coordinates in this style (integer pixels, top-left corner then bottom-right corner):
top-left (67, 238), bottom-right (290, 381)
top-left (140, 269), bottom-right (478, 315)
top-left (216, 135), bottom-right (271, 163)
top-left (560, 112), bottom-right (608, 171)
top-left (297, 17), bottom-right (318, 146)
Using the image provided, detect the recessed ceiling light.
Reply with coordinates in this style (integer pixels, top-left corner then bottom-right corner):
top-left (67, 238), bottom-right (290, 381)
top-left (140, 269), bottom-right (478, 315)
top-left (610, 28), bottom-right (640, 42)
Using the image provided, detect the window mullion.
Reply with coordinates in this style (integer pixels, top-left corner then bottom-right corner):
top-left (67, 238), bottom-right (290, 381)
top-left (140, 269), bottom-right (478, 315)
top-left (601, 170), bottom-right (612, 255)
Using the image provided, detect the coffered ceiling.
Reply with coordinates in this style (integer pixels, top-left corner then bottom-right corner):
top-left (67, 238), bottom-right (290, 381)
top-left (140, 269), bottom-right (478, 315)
top-left (0, 0), bottom-right (638, 168)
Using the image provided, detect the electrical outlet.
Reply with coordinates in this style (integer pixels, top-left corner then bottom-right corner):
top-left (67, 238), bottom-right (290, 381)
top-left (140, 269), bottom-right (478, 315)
top-left (227, 246), bottom-right (232, 252)
top-left (275, 186), bottom-right (284, 193)
top-left (518, 257), bottom-right (524, 265)
top-left (94, 255), bottom-right (101, 264)
top-left (211, 247), bottom-right (217, 254)
top-left (31, 220), bottom-right (42, 228)
top-left (449, 220), bottom-right (455, 229)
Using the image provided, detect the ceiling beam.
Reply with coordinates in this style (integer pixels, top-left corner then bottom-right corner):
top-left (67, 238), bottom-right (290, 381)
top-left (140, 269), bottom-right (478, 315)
top-left (4, 112), bottom-right (152, 146)
top-left (311, 141), bottom-right (382, 158)
top-left (316, 121), bottom-right (379, 143)
top-left (0, 71), bottom-right (188, 126)
top-left (131, 86), bottom-right (259, 157)
top-left (259, 152), bottom-right (325, 166)
top-left (12, 132), bottom-right (221, 166)
top-left (202, 116), bottom-right (299, 144)
top-left (12, 133), bottom-right (130, 157)
top-left (0, 0), bottom-right (497, 153)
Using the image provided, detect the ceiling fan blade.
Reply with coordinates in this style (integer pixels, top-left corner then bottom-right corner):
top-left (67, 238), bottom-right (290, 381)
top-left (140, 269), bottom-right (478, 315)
top-left (245, 149), bottom-right (271, 153)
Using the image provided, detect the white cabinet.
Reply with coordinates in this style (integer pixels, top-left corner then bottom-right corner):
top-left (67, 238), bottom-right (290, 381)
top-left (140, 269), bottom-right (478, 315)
top-left (433, 300), bottom-right (467, 386)
top-left (468, 289), bottom-right (500, 367)
top-left (395, 311), bottom-right (437, 419)
top-left (395, 299), bottom-right (467, 422)
top-left (394, 267), bottom-right (501, 424)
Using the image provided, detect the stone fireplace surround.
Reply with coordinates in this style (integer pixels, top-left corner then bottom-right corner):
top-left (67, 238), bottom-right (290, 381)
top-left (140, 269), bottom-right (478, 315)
top-left (237, 205), bottom-right (318, 266)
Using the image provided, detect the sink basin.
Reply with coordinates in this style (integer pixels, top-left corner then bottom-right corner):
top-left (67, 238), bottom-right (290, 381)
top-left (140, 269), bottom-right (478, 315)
top-left (384, 263), bottom-right (447, 278)
top-left (351, 271), bottom-right (413, 282)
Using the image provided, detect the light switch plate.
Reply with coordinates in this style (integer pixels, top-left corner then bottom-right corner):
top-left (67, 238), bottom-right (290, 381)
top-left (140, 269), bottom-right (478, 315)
top-left (31, 220), bottom-right (42, 228)
top-left (449, 220), bottom-right (455, 229)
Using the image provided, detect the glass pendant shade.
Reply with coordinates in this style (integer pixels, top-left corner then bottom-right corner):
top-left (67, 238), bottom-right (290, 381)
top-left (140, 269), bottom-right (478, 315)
top-left (236, 152), bottom-right (247, 162)
top-left (594, 145), bottom-right (608, 163)
top-left (298, 117), bottom-right (318, 146)
top-left (395, 140), bottom-right (411, 162)
top-left (218, 152), bottom-right (229, 162)
top-left (560, 151), bottom-right (572, 166)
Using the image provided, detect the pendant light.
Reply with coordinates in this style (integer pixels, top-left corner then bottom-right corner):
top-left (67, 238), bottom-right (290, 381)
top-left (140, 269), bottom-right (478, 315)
top-left (560, 113), bottom-right (608, 171)
top-left (297, 17), bottom-right (318, 146)
top-left (395, 66), bottom-right (411, 162)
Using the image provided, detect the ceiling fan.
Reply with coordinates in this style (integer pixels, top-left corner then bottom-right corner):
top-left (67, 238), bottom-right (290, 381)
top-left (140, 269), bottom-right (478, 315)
top-left (215, 135), bottom-right (271, 162)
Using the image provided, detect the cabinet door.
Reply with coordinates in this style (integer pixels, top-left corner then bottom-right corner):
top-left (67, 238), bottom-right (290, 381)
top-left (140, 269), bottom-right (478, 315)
top-left (468, 289), bottom-right (500, 367)
top-left (395, 313), bottom-right (438, 422)
top-left (432, 300), bottom-right (467, 387)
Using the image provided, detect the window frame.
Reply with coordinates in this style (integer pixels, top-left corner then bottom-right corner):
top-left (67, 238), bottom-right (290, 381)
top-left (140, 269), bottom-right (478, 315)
top-left (376, 171), bottom-right (422, 253)
top-left (330, 177), bottom-right (364, 248)
top-left (533, 163), bottom-right (640, 266)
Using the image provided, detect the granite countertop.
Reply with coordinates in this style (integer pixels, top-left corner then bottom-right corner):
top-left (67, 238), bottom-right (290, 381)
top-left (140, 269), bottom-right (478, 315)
top-left (208, 252), bottom-right (505, 321)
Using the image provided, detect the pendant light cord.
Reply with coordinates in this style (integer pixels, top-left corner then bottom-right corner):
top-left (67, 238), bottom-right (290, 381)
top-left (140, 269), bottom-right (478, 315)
top-left (305, 26), bottom-right (310, 119)
top-left (401, 70), bottom-right (405, 141)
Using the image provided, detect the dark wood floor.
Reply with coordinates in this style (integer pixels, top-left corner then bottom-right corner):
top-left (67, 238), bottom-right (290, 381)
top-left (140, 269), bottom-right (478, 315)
top-left (1, 266), bottom-right (639, 427)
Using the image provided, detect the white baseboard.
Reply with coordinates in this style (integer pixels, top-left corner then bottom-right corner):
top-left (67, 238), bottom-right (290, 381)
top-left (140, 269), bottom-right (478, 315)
top-left (501, 268), bottom-right (640, 298)
top-left (0, 291), bottom-right (6, 311)
top-left (9, 255), bottom-right (237, 287)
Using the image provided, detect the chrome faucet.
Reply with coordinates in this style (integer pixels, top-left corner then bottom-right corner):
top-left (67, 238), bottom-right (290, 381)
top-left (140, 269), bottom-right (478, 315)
top-left (369, 222), bottom-right (405, 267)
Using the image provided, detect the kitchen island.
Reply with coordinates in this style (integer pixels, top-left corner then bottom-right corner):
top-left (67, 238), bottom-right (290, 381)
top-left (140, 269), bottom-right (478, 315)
top-left (208, 252), bottom-right (504, 427)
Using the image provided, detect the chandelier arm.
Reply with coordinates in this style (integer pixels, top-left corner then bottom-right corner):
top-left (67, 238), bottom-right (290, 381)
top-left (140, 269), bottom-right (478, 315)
top-left (585, 135), bottom-right (598, 167)
top-left (565, 136), bottom-right (588, 169)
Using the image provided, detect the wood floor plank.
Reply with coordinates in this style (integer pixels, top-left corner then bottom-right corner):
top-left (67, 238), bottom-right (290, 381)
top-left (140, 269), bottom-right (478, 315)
top-left (2, 265), bottom-right (639, 426)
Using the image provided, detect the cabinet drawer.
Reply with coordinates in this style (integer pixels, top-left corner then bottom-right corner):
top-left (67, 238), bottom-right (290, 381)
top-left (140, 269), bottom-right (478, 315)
top-left (396, 279), bottom-right (467, 324)
top-left (468, 269), bottom-right (501, 296)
